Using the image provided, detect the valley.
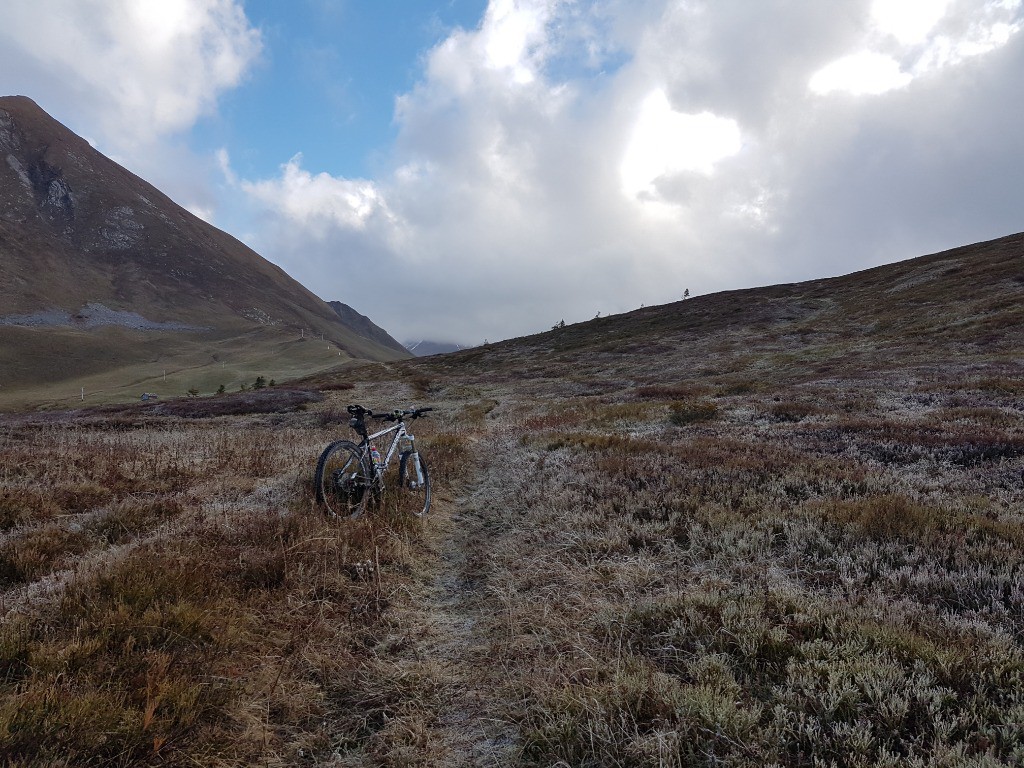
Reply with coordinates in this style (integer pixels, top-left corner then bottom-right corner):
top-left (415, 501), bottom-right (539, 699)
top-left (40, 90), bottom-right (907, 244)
top-left (0, 232), bottom-right (1021, 765)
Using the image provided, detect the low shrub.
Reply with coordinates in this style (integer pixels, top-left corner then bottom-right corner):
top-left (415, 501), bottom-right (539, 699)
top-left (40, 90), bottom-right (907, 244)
top-left (86, 497), bottom-right (185, 544)
top-left (717, 380), bottom-right (758, 396)
top-left (668, 399), bottom-right (718, 426)
top-left (149, 389), bottom-right (322, 418)
top-left (409, 373), bottom-right (433, 396)
top-left (768, 400), bottom-right (821, 423)
top-left (634, 383), bottom-right (707, 400)
top-left (0, 487), bottom-right (59, 529)
top-left (423, 433), bottom-right (470, 483)
top-left (317, 379), bottom-right (356, 392)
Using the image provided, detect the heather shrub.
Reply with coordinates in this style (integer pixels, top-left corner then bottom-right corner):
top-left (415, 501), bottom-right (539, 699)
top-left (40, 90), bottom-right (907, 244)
top-left (668, 399), bottom-right (718, 425)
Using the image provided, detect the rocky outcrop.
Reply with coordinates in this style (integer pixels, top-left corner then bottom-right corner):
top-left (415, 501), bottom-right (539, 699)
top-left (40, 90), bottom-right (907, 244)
top-left (0, 302), bottom-right (208, 331)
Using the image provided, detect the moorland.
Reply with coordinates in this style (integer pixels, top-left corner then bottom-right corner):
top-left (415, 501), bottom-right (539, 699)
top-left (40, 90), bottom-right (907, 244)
top-left (0, 232), bottom-right (1022, 766)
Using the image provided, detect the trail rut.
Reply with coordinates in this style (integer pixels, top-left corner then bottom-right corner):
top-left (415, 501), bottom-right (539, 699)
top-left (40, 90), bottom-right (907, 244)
top-left (422, 497), bottom-right (518, 766)
top-left (347, 438), bottom-right (521, 767)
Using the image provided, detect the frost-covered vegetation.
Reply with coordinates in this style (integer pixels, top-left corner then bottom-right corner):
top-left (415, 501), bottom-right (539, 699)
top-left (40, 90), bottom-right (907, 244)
top-left (2, 235), bottom-right (1023, 764)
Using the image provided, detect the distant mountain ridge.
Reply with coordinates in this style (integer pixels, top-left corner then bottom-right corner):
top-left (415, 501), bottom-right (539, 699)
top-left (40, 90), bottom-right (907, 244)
top-left (327, 301), bottom-right (407, 354)
top-left (405, 340), bottom-right (466, 356)
top-left (0, 95), bottom-right (408, 406)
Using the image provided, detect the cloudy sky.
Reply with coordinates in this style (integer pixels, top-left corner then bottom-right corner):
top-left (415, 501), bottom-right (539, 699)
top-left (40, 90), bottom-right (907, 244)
top-left (2, 0), bottom-right (1022, 345)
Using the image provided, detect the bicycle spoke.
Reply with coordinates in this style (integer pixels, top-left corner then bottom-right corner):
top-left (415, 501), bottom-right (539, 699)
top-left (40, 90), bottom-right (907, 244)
top-left (315, 440), bottom-right (372, 518)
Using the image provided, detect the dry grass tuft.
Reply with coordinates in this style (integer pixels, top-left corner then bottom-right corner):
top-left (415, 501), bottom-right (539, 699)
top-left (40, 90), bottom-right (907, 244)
top-left (0, 525), bottom-right (92, 586)
top-left (668, 399), bottom-right (719, 425)
top-left (0, 487), bottom-right (59, 530)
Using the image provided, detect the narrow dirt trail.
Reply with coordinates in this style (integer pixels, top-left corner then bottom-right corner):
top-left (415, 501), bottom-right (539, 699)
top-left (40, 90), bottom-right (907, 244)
top-left (421, 489), bottom-right (519, 766)
top-left (364, 431), bottom-right (522, 767)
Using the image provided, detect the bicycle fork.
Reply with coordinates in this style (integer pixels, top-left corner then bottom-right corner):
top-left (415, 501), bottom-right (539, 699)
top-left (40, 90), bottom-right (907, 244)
top-left (402, 433), bottom-right (424, 489)
top-left (407, 452), bottom-right (424, 489)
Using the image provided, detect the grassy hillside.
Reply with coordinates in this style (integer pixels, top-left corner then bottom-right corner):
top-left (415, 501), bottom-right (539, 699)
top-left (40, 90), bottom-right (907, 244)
top-left (0, 325), bottom-right (367, 411)
top-left (0, 233), bottom-right (1022, 765)
top-left (0, 95), bottom-right (409, 410)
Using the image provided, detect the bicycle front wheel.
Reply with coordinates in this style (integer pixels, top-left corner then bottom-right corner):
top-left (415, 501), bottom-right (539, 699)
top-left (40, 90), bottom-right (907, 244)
top-left (315, 440), bottom-right (372, 518)
top-left (397, 450), bottom-right (431, 517)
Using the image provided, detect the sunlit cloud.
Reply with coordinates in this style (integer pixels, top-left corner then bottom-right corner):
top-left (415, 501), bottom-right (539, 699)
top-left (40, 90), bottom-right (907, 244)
top-left (871, 0), bottom-right (953, 44)
top-left (620, 89), bottom-right (742, 200)
top-left (481, 0), bottom-right (553, 83)
top-left (809, 51), bottom-right (912, 95)
top-left (423, 0), bottom-right (556, 94)
top-left (239, 155), bottom-right (394, 236)
top-left (914, 17), bottom-right (1022, 72)
top-left (0, 0), bottom-right (261, 151)
top-left (811, 0), bottom-right (1022, 95)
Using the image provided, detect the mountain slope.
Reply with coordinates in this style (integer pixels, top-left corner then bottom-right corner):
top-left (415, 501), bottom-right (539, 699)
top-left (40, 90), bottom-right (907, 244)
top-left (0, 96), bottom-right (408, 407)
top-left (413, 230), bottom-right (1022, 386)
top-left (327, 301), bottom-right (408, 355)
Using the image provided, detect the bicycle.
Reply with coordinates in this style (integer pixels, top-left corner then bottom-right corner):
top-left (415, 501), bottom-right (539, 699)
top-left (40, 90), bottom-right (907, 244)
top-left (314, 404), bottom-right (432, 518)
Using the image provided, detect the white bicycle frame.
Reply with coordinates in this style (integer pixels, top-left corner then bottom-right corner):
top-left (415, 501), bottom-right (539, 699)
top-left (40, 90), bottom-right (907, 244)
top-left (363, 420), bottom-right (424, 487)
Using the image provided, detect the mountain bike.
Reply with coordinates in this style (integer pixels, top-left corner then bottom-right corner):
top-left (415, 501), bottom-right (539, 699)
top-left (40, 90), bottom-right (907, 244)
top-left (314, 404), bottom-right (432, 518)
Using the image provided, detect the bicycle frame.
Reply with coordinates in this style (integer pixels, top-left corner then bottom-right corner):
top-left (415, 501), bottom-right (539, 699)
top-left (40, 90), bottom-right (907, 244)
top-left (356, 421), bottom-right (428, 493)
top-left (359, 420), bottom-right (419, 485)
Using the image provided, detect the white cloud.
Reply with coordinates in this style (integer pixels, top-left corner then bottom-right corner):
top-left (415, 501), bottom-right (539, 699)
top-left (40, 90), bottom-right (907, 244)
top-left (620, 89), bottom-right (742, 199)
top-left (811, 0), bottom-right (1022, 95)
top-left (914, 16), bottom-right (1022, 72)
top-left (0, 0), bottom-right (261, 150)
top-left (871, 0), bottom-right (953, 45)
top-left (215, 148), bottom-right (238, 186)
top-left (809, 51), bottom-right (912, 95)
top-left (240, 155), bottom-right (393, 235)
top-left (423, 0), bottom-right (557, 95)
top-left (481, 0), bottom-right (553, 82)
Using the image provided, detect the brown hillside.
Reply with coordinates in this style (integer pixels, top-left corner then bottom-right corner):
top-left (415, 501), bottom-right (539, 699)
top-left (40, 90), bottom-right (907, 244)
top-left (327, 300), bottom-right (409, 355)
top-left (415, 230), bottom-right (1023, 386)
top-left (0, 95), bottom-right (408, 406)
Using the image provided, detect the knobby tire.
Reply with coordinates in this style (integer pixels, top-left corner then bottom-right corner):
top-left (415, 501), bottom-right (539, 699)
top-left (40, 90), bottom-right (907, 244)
top-left (314, 439), bottom-right (372, 518)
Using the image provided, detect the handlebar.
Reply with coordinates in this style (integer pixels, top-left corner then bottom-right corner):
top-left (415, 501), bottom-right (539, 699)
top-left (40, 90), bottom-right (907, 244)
top-left (346, 404), bottom-right (433, 423)
top-left (372, 407), bottom-right (434, 422)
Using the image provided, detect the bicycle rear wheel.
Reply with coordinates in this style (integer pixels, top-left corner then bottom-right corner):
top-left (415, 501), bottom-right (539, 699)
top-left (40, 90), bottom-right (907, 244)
top-left (315, 440), bottom-right (373, 518)
top-left (397, 450), bottom-right (431, 517)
